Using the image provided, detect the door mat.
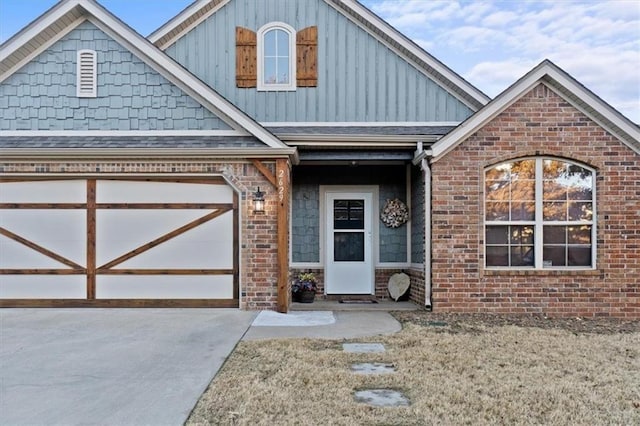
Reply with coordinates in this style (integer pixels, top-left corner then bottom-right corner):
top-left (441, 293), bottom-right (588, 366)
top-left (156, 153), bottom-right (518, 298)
top-left (339, 298), bottom-right (379, 304)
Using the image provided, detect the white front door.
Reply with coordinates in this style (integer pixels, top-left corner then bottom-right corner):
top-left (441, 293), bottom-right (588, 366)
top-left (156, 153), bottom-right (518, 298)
top-left (325, 191), bottom-right (374, 294)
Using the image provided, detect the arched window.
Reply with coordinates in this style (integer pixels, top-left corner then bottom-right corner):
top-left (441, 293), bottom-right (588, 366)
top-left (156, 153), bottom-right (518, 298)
top-left (485, 158), bottom-right (595, 269)
top-left (257, 22), bottom-right (296, 91)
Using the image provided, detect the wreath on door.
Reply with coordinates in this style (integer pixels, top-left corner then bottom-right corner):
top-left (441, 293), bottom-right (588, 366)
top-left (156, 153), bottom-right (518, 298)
top-left (380, 198), bottom-right (409, 228)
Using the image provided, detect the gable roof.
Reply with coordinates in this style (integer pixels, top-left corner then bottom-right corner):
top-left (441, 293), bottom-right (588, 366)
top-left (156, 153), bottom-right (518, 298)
top-left (427, 60), bottom-right (640, 163)
top-left (149, 0), bottom-right (490, 111)
top-left (0, 0), bottom-right (292, 152)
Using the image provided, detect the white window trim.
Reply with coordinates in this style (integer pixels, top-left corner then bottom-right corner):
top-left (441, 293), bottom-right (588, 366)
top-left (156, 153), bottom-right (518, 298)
top-left (76, 49), bottom-right (97, 98)
top-left (484, 157), bottom-right (597, 271)
top-left (257, 22), bottom-right (296, 92)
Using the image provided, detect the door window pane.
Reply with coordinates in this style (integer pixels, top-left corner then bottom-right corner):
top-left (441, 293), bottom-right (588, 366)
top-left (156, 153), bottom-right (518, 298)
top-left (334, 232), bottom-right (364, 262)
top-left (334, 200), bottom-right (364, 230)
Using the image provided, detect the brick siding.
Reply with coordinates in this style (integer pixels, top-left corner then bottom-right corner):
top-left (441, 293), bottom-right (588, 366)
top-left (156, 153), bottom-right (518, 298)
top-left (430, 84), bottom-right (639, 318)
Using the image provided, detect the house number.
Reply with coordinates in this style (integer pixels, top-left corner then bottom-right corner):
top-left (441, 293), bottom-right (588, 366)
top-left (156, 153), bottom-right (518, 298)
top-left (278, 169), bottom-right (285, 202)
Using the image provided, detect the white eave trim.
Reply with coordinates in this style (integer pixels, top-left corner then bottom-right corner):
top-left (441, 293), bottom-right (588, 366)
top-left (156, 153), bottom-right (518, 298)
top-left (0, 130), bottom-right (250, 137)
top-left (0, 0), bottom-right (77, 63)
top-left (0, 0), bottom-right (286, 150)
top-left (279, 135), bottom-right (439, 146)
top-left (81, 12), bottom-right (286, 149)
top-left (0, 147), bottom-right (298, 160)
top-left (261, 121), bottom-right (462, 127)
top-left (149, 0), bottom-right (231, 50)
top-left (430, 61), bottom-right (640, 163)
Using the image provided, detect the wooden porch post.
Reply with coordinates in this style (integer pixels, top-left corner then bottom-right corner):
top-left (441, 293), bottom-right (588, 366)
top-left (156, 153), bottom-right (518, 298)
top-left (276, 159), bottom-right (290, 313)
top-left (86, 179), bottom-right (96, 300)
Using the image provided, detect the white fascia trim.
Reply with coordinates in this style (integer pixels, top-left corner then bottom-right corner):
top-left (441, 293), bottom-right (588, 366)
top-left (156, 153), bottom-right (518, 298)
top-left (78, 12), bottom-right (287, 150)
top-left (0, 148), bottom-right (299, 164)
top-left (280, 136), bottom-right (438, 145)
top-left (540, 77), bottom-right (640, 155)
top-left (0, 0), bottom-right (283, 149)
top-left (261, 121), bottom-right (462, 127)
top-left (0, 16), bottom-right (86, 84)
top-left (0, 130), bottom-right (249, 137)
top-left (0, 0), bottom-right (79, 62)
top-left (431, 69), bottom-right (546, 162)
top-left (67, 12), bottom-right (281, 147)
top-left (328, 0), bottom-right (490, 109)
top-left (0, 147), bottom-right (298, 159)
top-left (431, 62), bottom-right (640, 163)
top-left (149, 0), bottom-right (224, 46)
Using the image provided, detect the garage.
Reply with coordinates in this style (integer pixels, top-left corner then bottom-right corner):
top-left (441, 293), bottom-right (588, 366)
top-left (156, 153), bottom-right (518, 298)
top-left (0, 178), bottom-right (239, 307)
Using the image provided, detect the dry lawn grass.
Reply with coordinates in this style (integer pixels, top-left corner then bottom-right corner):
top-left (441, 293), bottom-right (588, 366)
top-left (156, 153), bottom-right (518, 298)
top-left (187, 316), bottom-right (640, 425)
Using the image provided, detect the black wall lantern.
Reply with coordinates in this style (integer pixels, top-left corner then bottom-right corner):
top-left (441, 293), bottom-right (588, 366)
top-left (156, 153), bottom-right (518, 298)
top-left (253, 187), bottom-right (265, 213)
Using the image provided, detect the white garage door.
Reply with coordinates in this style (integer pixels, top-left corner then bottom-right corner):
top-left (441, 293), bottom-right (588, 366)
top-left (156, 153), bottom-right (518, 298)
top-left (0, 178), bottom-right (238, 307)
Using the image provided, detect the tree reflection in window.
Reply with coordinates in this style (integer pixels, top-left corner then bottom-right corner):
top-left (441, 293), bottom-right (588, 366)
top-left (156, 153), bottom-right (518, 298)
top-left (485, 158), bottom-right (594, 268)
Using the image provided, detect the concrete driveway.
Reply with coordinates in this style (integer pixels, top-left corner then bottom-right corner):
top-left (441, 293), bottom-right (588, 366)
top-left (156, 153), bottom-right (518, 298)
top-left (0, 309), bottom-right (256, 426)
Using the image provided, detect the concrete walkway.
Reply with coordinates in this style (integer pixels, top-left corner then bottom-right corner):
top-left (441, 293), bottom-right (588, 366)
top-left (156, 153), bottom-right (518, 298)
top-left (244, 311), bottom-right (402, 340)
top-left (0, 308), bottom-right (403, 425)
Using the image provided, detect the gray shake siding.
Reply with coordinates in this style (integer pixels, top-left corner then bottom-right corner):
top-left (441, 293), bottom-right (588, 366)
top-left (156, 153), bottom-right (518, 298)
top-left (165, 0), bottom-right (474, 123)
top-left (291, 165), bottom-right (408, 264)
top-left (0, 21), bottom-right (230, 131)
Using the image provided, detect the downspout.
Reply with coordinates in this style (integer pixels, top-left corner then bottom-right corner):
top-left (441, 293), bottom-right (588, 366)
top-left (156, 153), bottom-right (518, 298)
top-left (415, 142), bottom-right (432, 310)
top-left (421, 158), bottom-right (432, 310)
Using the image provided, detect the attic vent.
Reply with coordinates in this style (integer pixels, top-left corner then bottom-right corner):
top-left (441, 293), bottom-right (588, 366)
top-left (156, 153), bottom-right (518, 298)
top-left (77, 50), bottom-right (97, 98)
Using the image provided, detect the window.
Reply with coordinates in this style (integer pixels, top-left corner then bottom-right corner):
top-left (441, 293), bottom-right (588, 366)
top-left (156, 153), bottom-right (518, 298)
top-left (485, 158), bottom-right (595, 269)
top-left (257, 22), bottom-right (296, 91)
top-left (76, 50), bottom-right (97, 98)
top-left (236, 25), bottom-right (317, 89)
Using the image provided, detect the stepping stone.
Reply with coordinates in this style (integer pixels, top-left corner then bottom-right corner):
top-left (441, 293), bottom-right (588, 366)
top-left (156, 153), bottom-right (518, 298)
top-left (354, 389), bottom-right (410, 407)
top-left (342, 343), bottom-right (386, 353)
top-left (351, 362), bottom-right (395, 375)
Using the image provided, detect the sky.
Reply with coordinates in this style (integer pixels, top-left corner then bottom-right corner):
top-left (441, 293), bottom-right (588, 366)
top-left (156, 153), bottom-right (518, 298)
top-left (1, 0), bottom-right (639, 123)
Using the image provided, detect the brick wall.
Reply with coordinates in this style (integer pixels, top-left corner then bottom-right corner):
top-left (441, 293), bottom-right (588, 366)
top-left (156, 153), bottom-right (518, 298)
top-left (289, 267), bottom-right (410, 300)
top-left (407, 268), bottom-right (426, 306)
top-left (0, 159), bottom-right (282, 310)
top-left (430, 84), bottom-right (639, 318)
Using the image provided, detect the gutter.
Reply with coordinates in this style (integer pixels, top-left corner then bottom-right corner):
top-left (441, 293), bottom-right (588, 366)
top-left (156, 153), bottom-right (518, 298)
top-left (414, 142), bottom-right (432, 310)
top-left (0, 147), bottom-right (299, 163)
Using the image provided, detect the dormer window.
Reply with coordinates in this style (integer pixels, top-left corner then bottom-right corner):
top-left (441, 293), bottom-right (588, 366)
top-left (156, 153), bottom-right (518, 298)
top-left (257, 23), bottom-right (296, 91)
top-left (77, 49), bottom-right (97, 98)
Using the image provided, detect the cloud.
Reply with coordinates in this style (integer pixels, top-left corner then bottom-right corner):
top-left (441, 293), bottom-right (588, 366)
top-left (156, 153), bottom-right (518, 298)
top-left (366, 0), bottom-right (640, 122)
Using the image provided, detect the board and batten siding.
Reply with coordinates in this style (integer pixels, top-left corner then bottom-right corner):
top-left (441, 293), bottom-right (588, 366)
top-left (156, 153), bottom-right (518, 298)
top-left (165, 0), bottom-right (474, 123)
top-left (0, 21), bottom-right (230, 131)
